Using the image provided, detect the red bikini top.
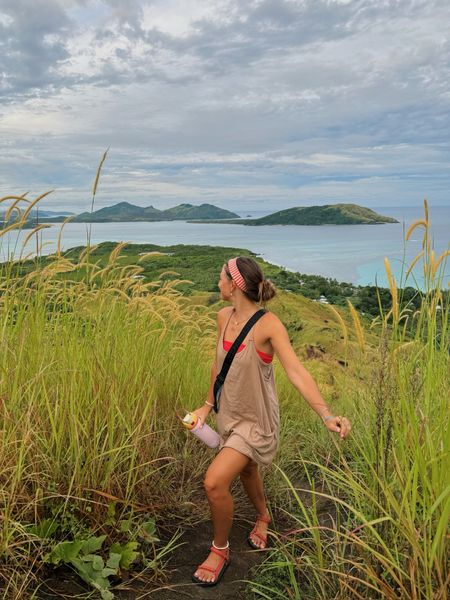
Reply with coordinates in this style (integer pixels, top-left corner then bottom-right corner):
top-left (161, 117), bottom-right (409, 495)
top-left (223, 339), bottom-right (273, 364)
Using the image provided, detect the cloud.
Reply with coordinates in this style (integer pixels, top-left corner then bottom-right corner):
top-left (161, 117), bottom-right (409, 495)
top-left (0, 0), bottom-right (73, 100)
top-left (0, 0), bottom-right (450, 209)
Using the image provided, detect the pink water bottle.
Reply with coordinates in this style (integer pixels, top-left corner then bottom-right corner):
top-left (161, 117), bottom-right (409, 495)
top-left (182, 412), bottom-right (220, 448)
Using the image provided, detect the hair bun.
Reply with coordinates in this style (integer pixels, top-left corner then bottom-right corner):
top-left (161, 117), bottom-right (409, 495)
top-left (259, 279), bottom-right (276, 303)
top-left (232, 256), bottom-right (276, 303)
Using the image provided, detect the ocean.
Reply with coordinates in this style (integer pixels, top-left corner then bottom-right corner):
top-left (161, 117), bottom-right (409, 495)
top-left (1, 204), bottom-right (449, 290)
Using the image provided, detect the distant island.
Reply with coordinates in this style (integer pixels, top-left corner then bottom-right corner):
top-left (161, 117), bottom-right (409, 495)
top-left (36, 202), bottom-right (239, 223)
top-left (0, 209), bottom-right (73, 221)
top-left (3, 202), bottom-right (398, 228)
top-left (191, 204), bottom-right (398, 225)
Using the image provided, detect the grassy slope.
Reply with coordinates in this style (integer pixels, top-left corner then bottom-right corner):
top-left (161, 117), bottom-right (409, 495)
top-left (46, 241), bottom-right (409, 317)
top-left (1, 232), bottom-right (448, 599)
top-left (55, 241), bottom-right (427, 324)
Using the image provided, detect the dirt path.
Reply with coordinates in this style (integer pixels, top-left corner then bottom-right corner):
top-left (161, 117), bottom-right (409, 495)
top-left (36, 480), bottom-right (334, 599)
top-left (116, 483), bottom-right (334, 600)
top-left (37, 499), bottom-right (287, 600)
top-left (134, 514), bottom-right (271, 599)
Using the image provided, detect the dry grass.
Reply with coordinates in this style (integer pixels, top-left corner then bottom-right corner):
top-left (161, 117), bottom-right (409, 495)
top-left (251, 199), bottom-right (449, 600)
top-left (0, 192), bottom-right (448, 599)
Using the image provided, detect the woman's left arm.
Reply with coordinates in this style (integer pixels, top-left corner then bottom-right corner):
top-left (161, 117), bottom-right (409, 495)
top-left (268, 314), bottom-right (351, 439)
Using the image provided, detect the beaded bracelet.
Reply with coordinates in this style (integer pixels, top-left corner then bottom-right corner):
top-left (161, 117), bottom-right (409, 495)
top-left (322, 414), bottom-right (336, 422)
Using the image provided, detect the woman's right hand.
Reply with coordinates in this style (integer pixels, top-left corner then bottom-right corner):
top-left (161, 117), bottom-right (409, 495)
top-left (192, 404), bottom-right (212, 429)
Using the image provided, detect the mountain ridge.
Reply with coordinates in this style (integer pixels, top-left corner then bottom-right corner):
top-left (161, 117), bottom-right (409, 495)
top-left (190, 203), bottom-right (398, 225)
top-left (8, 202), bottom-right (399, 227)
top-left (38, 202), bottom-right (239, 223)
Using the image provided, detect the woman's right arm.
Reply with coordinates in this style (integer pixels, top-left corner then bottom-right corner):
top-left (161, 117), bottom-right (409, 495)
top-left (192, 308), bottom-right (229, 427)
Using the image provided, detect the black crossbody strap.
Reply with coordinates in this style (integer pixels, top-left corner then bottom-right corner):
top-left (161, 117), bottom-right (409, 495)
top-left (213, 309), bottom-right (266, 412)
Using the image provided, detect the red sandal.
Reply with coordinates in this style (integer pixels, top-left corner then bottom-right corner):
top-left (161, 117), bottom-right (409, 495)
top-left (247, 513), bottom-right (271, 549)
top-left (192, 541), bottom-right (230, 587)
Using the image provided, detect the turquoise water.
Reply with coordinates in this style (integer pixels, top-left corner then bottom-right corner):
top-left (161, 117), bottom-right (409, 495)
top-left (1, 204), bottom-right (448, 289)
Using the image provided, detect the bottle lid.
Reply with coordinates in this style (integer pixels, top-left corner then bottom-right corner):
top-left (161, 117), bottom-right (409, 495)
top-left (182, 412), bottom-right (197, 429)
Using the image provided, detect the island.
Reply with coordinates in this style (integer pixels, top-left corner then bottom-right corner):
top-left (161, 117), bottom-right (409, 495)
top-left (0, 209), bottom-right (73, 222)
top-left (190, 204), bottom-right (398, 225)
top-left (3, 202), bottom-right (398, 228)
top-left (35, 202), bottom-right (239, 223)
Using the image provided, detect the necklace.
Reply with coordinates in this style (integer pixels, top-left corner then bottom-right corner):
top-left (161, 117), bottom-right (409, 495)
top-left (232, 309), bottom-right (256, 327)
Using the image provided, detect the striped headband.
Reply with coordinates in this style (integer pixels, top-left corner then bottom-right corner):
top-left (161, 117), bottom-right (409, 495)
top-left (227, 258), bottom-right (248, 292)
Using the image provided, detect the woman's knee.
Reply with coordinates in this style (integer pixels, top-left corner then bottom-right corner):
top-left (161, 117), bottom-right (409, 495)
top-left (204, 473), bottom-right (229, 498)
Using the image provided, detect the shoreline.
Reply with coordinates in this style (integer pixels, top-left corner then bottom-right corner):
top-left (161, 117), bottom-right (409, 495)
top-left (2, 237), bottom-right (449, 293)
top-left (1, 211), bottom-right (448, 290)
top-left (6, 243), bottom-right (449, 325)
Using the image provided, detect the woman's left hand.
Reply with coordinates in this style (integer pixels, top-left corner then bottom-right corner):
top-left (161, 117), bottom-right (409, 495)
top-left (325, 416), bottom-right (351, 439)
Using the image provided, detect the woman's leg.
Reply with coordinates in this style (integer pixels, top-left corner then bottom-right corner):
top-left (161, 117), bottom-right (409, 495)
top-left (240, 461), bottom-right (271, 548)
top-left (193, 447), bottom-right (250, 583)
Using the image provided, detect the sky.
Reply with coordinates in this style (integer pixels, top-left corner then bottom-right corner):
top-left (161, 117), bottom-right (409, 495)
top-left (1, 0), bottom-right (450, 213)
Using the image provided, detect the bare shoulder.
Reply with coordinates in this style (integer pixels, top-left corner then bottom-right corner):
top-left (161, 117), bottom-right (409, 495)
top-left (258, 310), bottom-right (287, 346)
top-left (217, 306), bottom-right (233, 326)
top-left (261, 310), bottom-right (285, 332)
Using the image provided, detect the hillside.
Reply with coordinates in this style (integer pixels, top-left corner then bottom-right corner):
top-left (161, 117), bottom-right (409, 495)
top-left (53, 242), bottom-right (425, 321)
top-left (159, 203), bottom-right (237, 219)
top-left (191, 203), bottom-right (398, 225)
top-left (0, 209), bottom-right (73, 222)
top-left (38, 201), bottom-right (239, 223)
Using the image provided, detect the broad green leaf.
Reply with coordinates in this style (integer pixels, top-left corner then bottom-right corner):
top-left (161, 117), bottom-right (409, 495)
top-left (91, 554), bottom-right (104, 571)
top-left (106, 552), bottom-right (121, 570)
top-left (81, 535), bottom-right (106, 555)
top-left (90, 570), bottom-right (112, 588)
top-left (72, 558), bottom-right (112, 592)
top-left (110, 541), bottom-right (139, 569)
top-left (48, 540), bottom-right (83, 565)
top-left (101, 567), bottom-right (117, 578)
top-left (70, 557), bottom-right (94, 585)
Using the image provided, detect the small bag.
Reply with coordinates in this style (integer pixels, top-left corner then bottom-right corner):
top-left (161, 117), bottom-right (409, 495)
top-left (213, 309), bottom-right (266, 413)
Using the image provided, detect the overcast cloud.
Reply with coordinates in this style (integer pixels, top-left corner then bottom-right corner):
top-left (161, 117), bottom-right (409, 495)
top-left (1, 0), bottom-right (449, 211)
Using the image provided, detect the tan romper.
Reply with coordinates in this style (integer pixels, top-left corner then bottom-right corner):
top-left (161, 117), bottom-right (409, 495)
top-left (215, 311), bottom-right (280, 466)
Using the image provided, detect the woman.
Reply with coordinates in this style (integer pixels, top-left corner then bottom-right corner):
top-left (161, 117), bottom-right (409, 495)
top-left (191, 256), bottom-right (351, 586)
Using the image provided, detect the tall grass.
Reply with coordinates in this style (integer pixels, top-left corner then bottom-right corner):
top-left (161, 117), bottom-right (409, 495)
top-left (0, 192), bottom-right (218, 597)
top-left (1, 190), bottom-right (448, 599)
top-left (250, 199), bottom-right (449, 599)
